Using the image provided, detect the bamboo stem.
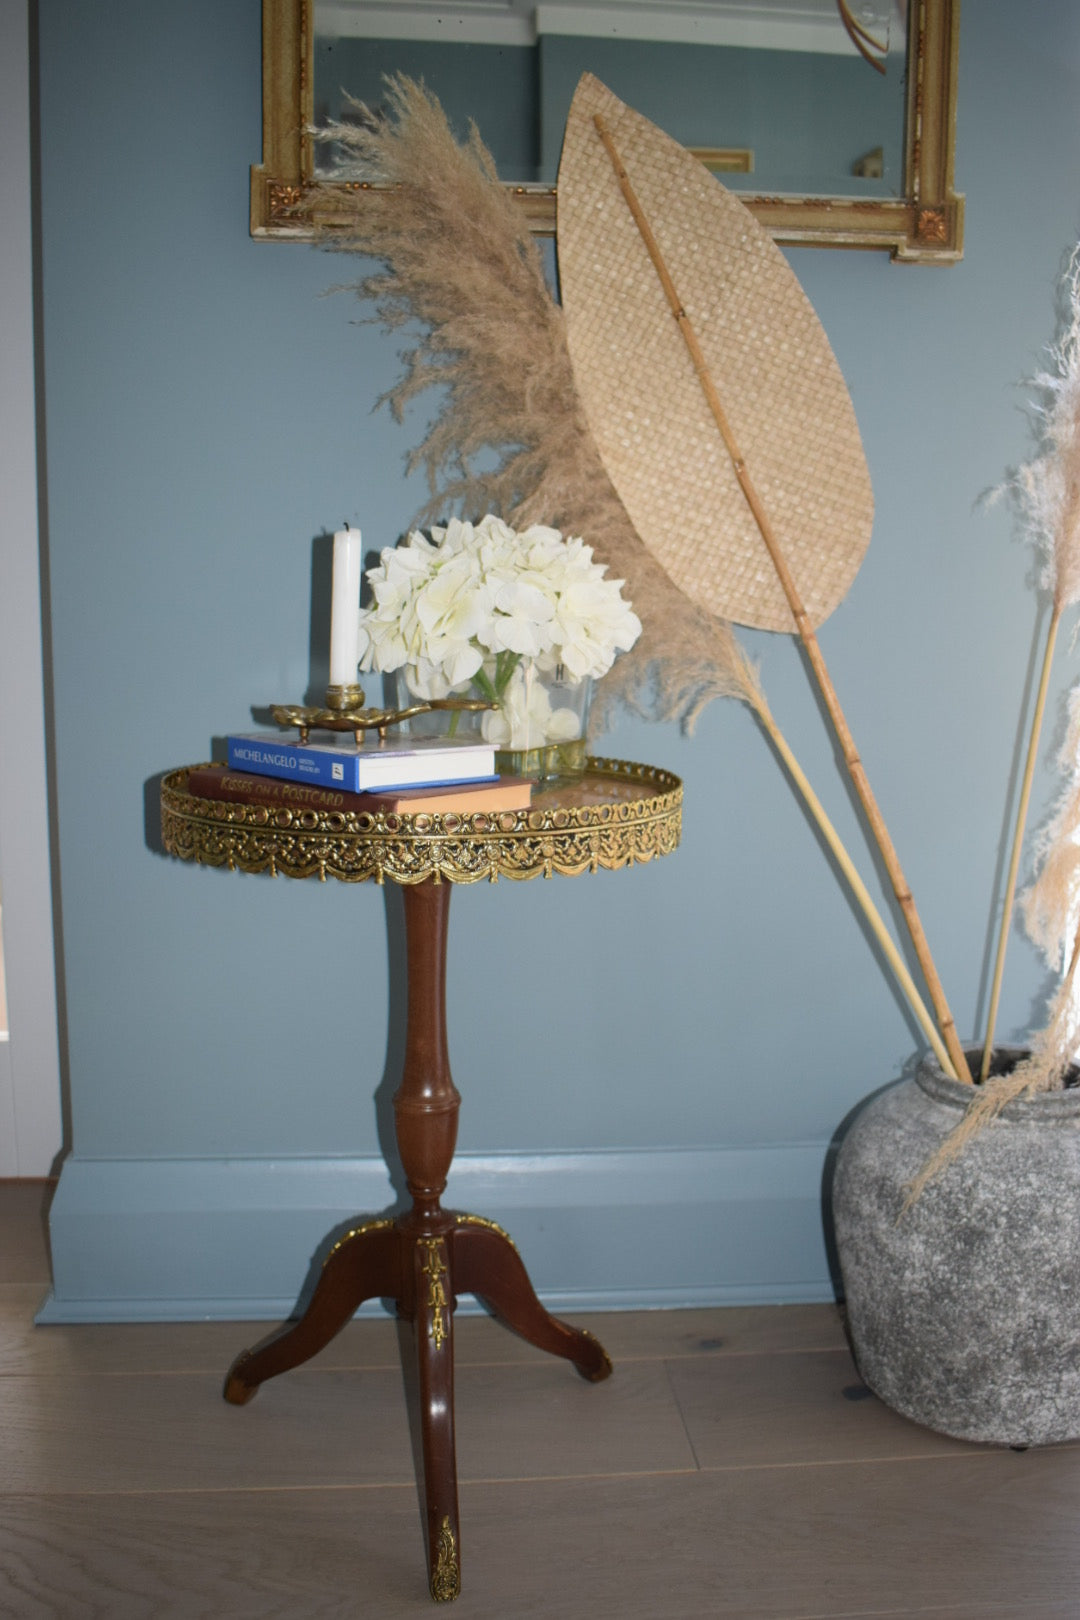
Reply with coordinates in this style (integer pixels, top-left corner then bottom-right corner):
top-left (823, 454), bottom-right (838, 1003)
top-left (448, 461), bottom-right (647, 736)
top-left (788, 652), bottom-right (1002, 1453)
top-left (980, 605), bottom-right (1062, 1082)
top-left (593, 113), bottom-right (973, 1085)
top-left (750, 693), bottom-right (958, 1077)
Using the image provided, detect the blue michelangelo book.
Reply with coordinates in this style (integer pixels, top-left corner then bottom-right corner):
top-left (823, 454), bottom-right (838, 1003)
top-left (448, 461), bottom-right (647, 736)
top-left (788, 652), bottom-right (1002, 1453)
top-left (225, 731), bottom-right (497, 793)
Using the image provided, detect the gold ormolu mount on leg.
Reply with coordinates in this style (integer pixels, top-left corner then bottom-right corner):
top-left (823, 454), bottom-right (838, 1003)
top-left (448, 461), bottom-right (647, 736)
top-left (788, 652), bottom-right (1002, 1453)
top-left (270, 683), bottom-right (495, 745)
top-left (431, 1516), bottom-right (461, 1604)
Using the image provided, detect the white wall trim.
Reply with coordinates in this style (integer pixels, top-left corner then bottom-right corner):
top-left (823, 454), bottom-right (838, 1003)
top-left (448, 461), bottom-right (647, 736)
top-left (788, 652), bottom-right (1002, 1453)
top-left (318, 1), bottom-right (856, 54)
top-left (38, 1143), bottom-right (834, 1321)
top-left (0, 2), bottom-right (63, 1177)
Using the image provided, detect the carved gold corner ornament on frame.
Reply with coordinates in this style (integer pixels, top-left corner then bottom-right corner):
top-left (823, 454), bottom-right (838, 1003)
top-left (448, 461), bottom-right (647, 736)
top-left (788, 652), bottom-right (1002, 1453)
top-left (252, 0), bottom-right (962, 263)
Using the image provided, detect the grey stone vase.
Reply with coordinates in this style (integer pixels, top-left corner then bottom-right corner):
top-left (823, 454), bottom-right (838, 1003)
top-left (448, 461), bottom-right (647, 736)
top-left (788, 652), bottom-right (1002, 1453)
top-left (832, 1046), bottom-right (1080, 1446)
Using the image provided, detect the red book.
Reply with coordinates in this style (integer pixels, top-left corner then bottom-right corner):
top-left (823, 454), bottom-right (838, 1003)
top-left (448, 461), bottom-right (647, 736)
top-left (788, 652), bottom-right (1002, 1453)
top-left (185, 764), bottom-right (531, 816)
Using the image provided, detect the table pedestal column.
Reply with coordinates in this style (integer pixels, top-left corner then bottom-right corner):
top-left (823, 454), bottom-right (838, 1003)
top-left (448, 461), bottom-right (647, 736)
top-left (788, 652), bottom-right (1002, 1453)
top-left (223, 878), bottom-right (611, 1603)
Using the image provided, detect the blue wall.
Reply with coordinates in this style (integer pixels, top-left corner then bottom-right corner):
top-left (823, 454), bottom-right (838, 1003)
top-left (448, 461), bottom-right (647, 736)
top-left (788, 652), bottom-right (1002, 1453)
top-left (33, 0), bottom-right (1080, 1318)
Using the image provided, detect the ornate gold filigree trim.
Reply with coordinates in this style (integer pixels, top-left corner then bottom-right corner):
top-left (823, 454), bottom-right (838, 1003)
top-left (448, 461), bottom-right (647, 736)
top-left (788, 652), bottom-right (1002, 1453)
top-left (430, 1515), bottom-right (460, 1602)
top-left (916, 207), bottom-right (948, 243)
top-left (325, 1217), bottom-right (395, 1263)
top-left (161, 758), bottom-right (682, 887)
top-left (419, 1237), bottom-right (450, 1351)
top-left (456, 1213), bottom-right (519, 1254)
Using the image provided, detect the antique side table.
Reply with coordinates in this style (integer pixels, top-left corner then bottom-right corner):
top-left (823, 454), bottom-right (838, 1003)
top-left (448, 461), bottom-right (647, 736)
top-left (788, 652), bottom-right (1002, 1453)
top-left (160, 758), bottom-right (682, 1602)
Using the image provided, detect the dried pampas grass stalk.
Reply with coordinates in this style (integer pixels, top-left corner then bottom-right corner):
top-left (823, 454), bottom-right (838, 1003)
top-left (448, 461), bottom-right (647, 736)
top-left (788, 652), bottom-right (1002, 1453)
top-left (689, 637), bottom-right (949, 1069)
top-left (911, 674), bottom-right (1080, 1199)
top-left (749, 684), bottom-right (950, 1073)
top-left (906, 930), bottom-right (1080, 1206)
top-left (314, 77), bottom-right (955, 1066)
top-left (981, 250), bottom-right (1080, 1081)
top-left (1016, 924), bottom-right (1080, 1093)
top-left (904, 1068), bottom-right (1037, 1207)
top-left (1021, 682), bottom-right (1080, 971)
top-left (909, 674), bottom-right (1080, 1201)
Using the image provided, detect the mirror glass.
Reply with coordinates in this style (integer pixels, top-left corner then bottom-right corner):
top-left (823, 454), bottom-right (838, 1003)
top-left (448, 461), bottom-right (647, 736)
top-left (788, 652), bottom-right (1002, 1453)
top-left (313, 1), bottom-right (908, 199)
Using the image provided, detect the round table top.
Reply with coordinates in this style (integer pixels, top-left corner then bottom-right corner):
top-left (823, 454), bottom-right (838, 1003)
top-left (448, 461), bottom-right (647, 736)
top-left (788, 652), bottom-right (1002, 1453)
top-left (161, 758), bottom-right (682, 885)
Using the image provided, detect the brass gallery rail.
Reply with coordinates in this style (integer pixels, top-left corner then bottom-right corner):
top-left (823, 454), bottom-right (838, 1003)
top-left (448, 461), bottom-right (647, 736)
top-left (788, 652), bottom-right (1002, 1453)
top-left (160, 757), bottom-right (682, 884)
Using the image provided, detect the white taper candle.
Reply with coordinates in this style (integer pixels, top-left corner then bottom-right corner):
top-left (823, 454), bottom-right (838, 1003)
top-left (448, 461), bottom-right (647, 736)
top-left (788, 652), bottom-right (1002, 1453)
top-left (328, 528), bottom-right (362, 686)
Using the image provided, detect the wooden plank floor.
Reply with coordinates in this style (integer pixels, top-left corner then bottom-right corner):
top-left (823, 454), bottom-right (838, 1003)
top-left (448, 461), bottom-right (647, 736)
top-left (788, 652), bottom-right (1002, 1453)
top-left (2, 1181), bottom-right (1079, 1618)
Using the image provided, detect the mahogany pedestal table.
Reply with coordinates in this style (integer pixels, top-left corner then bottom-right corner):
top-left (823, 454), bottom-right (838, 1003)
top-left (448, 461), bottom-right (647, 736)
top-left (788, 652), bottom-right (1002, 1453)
top-left (160, 757), bottom-right (682, 1602)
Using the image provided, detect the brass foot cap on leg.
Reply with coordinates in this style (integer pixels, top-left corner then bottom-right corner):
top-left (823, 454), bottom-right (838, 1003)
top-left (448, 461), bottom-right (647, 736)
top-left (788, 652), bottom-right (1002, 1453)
top-left (574, 1329), bottom-right (614, 1383)
top-left (223, 1351), bottom-right (259, 1405)
top-left (429, 1516), bottom-right (461, 1603)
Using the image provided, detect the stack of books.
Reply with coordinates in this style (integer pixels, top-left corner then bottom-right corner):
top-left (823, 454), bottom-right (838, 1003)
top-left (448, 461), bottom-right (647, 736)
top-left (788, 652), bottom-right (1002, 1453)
top-left (203, 732), bottom-right (532, 814)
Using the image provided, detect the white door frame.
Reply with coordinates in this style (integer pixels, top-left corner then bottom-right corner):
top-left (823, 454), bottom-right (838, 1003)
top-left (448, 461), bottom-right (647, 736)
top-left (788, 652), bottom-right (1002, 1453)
top-left (0, 0), bottom-right (63, 1177)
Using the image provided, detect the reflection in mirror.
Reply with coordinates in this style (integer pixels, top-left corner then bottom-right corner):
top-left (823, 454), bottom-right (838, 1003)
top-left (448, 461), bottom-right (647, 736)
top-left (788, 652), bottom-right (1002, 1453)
top-left (314, 1), bottom-right (907, 198)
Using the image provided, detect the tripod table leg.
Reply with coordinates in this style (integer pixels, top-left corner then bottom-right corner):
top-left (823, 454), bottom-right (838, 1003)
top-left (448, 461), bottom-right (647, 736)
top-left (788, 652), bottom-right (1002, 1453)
top-left (412, 1233), bottom-right (461, 1602)
top-left (451, 1217), bottom-right (613, 1383)
top-left (224, 1218), bottom-right (400, 1404)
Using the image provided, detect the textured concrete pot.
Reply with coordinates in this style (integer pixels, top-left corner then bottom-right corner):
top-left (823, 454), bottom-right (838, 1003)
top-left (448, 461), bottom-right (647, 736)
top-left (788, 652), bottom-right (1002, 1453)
top-left (832, 1047), bottom-right (1080, 1446)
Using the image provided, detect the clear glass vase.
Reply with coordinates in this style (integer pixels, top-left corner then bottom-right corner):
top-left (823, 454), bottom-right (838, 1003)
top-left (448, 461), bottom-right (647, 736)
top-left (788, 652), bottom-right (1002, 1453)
top-left (393, 661), bottom-right (592, 782)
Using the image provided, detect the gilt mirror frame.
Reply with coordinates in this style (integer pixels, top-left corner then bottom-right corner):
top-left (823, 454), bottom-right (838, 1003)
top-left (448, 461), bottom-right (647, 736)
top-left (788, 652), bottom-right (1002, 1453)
top-left (252, 0), bottom-right (963, 263)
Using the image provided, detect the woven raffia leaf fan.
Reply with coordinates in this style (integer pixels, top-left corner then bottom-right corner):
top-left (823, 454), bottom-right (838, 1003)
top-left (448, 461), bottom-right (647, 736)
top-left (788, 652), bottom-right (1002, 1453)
top-left (556, 74), bottom-right (972, 1086)
top-left (556, 73), bottom-right (874, 634)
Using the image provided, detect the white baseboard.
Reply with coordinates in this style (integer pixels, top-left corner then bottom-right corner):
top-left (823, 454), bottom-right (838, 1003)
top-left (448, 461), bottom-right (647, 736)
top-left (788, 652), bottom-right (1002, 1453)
top-left (37, 1143), bottom-right (835, 1323)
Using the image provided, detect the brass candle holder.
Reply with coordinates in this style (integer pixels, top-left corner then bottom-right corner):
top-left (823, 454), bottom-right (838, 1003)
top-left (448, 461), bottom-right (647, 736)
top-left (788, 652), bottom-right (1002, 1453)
top-left (271, 683), bottom-right (495, 746)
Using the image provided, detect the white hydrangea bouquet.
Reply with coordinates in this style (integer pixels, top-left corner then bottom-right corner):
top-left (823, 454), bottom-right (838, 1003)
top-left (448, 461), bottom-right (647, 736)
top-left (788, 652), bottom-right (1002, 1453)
top-left (356, 515), bottom-right (642, 765)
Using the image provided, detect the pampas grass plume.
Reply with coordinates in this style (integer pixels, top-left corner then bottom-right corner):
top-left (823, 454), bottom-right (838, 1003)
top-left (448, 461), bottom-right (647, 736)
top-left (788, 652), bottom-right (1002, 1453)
top-left (980, 248), bottom-right (1080, 1082)
top-left (1011, 249), bottom-right (1080, 616)
top-left (1022, 682), bottom-right (1080, 972)
top-left (314, 76), bottom-right (748, 733)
